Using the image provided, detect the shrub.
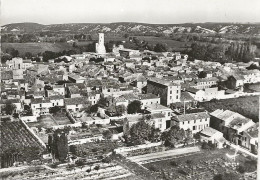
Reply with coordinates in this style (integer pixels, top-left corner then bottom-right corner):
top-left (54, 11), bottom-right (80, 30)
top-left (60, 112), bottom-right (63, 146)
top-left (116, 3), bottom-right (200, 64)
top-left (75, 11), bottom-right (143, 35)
top-left (94, 165), bottom-right (100, 171)
top-left (170, 160), bottom-right (178, 167)
top-left (178, 169), bottom-right (188, 176)
top-left (148, 165), bottom-right (159, 172)
top-left (237, 165), bottom-right (246, 173)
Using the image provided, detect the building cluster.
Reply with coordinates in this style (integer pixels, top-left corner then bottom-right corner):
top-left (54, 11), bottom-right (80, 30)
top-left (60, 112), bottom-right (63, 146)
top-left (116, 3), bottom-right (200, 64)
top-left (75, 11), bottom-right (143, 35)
top-left (0, 33), bottom-right (259, 168)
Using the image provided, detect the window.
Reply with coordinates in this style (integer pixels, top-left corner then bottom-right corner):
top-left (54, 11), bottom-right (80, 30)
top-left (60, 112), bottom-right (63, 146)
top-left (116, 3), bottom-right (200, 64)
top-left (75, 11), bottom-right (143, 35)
top-left (168, 112), bottom-right (170, 116)
top-left (188, 121), bottom-right (190, 124)
top-left (200, 119), bottom-right (202, 122)
top-left (170, 90), bottom-right (172, 94)
top-left (177, 90), bottom-right (179, 93)
top-left (159, 124), bottom-right (162, 129)
top-left (176, 95), bottom-right (178, 99)
top-left (193, 126), bottom-right (196, 130)
top-left (183, 122), bottom-right (185, 125)
top-left (170, 96), bottom-right (172, 99)
top-left (194, 120), bottom-right (196, 123)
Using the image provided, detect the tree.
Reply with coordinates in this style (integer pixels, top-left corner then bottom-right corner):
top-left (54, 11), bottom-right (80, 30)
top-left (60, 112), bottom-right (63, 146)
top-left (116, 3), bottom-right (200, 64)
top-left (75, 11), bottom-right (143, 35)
top-left (97, 96), bottom-right (107, 107)
top-left (127, 100), bottom-right (141, 114)
top-left (213, 172), bottom-right (239, 180)
top-left (127, 120), bottom-right (153, 146)
top-left (115, 105), bottom-right (126, 116)
top-left (2, 102), bottom-right (16, 115)
top-left (102, 130), bottom-right (113, 141)
top-left (94, 165), bottom-right (100, 171)
top-left (48, 129), bottom-right (69, 162)
top-left (124, 34), bottom-right (129, 39)
top-left (49, 106), bottom-right (61, 114)
top-left (161, 126), bottom-right (186, 147)
top-left (75, 159), bottom-right (85, 169)
top-left (89, 104), bottom-right (99, 113)
top-left (24, 52), bottom-right (33, 59)
top-left (154, 43), bottom-right (168, 52)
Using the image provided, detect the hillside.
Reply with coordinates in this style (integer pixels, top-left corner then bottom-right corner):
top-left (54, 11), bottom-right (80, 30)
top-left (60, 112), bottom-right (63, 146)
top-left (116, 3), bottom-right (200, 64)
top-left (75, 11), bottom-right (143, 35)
top-left (1, 22), bottom-right (260, 35)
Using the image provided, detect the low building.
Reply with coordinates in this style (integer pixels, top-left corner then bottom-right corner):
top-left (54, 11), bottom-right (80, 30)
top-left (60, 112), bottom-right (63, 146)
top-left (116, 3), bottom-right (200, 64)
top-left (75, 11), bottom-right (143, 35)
top-left (64, 97), bottom-right (90, 112)
top-left (145, 103), bottom-right (173, 129)
top-left (210, 109), bottom-right (255, 144)
top-left (200, 127), bottom-right (226, 148)
top-left (31, 98), bottom-right (52, 117)
top-left (172, 112), bottom-right (210, 134)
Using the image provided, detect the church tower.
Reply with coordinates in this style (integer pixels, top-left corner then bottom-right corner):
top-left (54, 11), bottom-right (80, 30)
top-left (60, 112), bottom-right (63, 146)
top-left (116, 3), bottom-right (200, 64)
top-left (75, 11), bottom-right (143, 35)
top-left (95, 33), bottom-right (106, 54)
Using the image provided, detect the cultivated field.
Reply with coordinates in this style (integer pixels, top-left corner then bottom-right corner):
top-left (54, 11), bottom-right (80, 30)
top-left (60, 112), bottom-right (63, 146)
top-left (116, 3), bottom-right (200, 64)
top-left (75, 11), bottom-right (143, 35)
top-left (143, 148), bottom-right (251, 180)
top-left (1, 42), bottom-right (76, 56)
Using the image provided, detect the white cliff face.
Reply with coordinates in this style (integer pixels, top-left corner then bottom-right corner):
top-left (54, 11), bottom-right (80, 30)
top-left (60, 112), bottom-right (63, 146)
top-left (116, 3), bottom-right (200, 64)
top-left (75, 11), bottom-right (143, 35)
top-left (96, 33), bottom-right (106, 54)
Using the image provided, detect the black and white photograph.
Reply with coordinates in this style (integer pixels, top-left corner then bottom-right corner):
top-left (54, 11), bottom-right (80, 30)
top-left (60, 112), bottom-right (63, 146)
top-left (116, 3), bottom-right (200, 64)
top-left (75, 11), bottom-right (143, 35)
top-left (0, 0), bottom-right (260, 179)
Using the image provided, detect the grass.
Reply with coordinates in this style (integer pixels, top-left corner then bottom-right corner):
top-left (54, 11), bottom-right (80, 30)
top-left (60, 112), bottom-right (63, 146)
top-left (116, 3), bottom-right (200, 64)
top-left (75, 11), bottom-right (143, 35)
top-left (199, 96), bottom-right (259, 122)
top-left (143, 148), bottom-right (250, 180)
top-left (1, 42), bottom-right (76, 56)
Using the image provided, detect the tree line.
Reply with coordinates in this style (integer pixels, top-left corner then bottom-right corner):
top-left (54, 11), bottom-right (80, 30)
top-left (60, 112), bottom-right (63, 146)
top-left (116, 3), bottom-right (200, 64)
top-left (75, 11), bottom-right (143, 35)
top-left (189, 42), bottom-right (257, 63)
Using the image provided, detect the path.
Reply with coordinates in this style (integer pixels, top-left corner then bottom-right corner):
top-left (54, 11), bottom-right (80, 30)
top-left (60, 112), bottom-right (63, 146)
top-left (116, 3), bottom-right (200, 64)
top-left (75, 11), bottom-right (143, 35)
top-left (128, 146), bottom-right (200, 163)
top-left (229, 143), bottom-right (258, 159)
top-left (111, 153), bottom-right (158, 180)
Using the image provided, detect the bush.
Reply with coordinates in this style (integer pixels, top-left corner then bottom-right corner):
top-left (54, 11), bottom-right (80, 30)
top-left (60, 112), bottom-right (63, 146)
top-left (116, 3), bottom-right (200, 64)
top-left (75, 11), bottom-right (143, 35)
top-left (178, 169), bottom-right (188, 176)
top-left (170, 160), bottom-right (178, 167)
top-left (94, 165), bottom-right (100, 171)
top-left (148, 165), bottom-right (159, 172)
top-left (237, 165), bottom-right (246, 173)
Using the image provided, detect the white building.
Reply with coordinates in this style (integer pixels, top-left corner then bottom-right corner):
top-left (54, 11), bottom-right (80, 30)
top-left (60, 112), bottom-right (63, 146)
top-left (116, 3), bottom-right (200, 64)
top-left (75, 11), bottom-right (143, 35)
top-left (172, 112), bottom-right (210, 134)
top-left (96, 33), bottom-right (106, 54)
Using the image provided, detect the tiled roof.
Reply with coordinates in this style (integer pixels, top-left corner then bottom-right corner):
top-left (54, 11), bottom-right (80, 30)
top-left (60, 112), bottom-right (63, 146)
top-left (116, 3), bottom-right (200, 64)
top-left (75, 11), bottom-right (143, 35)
top-left (200, 127), bottom-right (221, 137)
top-left (49, 95), bottom-right (64, 100)
top-left (1, 70), bottom-right (13, 80)
top-left (31, 98), bottom-right (51, 104)
top-left (174, 112), bottom-right (210, 122)
top-left (180, 92), bottom-right (195, 101)
top-left (146, 104), bottom-right (172, 111)
top-left (151, 113), bottom-right (165, 119)
top-left (64, 97), bottom-right (90, 105)
top-left (138, 93), bottom-right (159, 100)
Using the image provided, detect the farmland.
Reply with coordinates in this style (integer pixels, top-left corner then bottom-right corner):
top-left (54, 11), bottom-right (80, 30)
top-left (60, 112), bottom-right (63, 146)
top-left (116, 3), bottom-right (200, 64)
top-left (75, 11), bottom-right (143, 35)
top-left (143, 148), bottom-right (253, 180)
top-left (1, 42), bottom-right (77, 56)
top-left (0, 120), bottom-right (45, 154)
top-left (199, 96), bottom-right (259, 122)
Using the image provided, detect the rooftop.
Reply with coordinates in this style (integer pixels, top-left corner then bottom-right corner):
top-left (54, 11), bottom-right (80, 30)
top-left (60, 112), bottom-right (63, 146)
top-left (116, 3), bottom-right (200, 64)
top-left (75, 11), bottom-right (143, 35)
top-left (200, 127), bottom-right (221, 137)
top-left (174, 112), bottom-right (210, 122)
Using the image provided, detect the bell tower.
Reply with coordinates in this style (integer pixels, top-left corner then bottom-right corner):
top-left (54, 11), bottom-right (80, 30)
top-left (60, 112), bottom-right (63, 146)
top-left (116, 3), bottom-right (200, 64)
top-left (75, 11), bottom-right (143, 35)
top-left (95, 33), bottom-right (106, 54)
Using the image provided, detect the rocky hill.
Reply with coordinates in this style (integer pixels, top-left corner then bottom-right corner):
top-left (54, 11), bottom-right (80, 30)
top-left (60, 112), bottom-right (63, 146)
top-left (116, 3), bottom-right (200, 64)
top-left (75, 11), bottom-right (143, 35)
top-left (1, 22), bottom-right (260, 34)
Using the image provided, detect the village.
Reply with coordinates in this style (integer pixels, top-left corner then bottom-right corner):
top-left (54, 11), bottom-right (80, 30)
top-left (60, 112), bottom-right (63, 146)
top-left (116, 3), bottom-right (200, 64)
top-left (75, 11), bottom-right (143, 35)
top-left (0, 32), bottom-right (260, 180)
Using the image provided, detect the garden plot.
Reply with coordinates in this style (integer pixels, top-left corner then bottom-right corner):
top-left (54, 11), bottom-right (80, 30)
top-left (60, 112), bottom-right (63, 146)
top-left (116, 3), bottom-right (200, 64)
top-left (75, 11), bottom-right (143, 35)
top-left (127, 146), bottom-right (200, 164)
top-left (143, 148), bottom-right (250, 180)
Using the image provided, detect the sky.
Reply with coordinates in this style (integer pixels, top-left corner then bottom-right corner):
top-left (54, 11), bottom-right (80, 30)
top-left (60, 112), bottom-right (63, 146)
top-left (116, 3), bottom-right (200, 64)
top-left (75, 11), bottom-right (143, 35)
top-left (1, 0), bottom-right (260, 25)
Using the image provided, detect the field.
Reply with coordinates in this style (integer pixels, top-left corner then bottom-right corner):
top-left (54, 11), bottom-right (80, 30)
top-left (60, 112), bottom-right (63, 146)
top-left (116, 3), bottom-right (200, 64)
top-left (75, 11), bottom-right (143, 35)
top-left (143, 148), bottom-right (252, 180)
top-left (136, 36), bottom-right (190, 48)
top-left (199, 96), bottom-right (259, 122)
top-left (1, 42), bottom-right (76, 56)
top-left (27, 114), bottom-right (72, 128)
top-left (0, 121), bottom-right (45, 154)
